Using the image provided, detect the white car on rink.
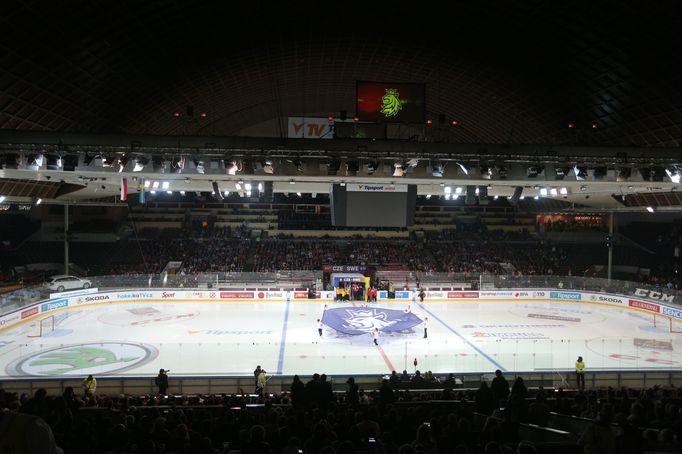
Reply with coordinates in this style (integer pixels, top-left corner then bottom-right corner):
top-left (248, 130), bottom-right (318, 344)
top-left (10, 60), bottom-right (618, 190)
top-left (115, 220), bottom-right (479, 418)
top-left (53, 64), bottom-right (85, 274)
top-left (45, 275), bottom-right (92, 292)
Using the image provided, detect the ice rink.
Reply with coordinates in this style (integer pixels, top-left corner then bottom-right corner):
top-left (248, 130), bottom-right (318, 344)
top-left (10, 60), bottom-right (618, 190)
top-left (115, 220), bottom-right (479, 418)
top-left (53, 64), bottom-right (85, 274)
top-left (2, 297), bottom-right (682, 378)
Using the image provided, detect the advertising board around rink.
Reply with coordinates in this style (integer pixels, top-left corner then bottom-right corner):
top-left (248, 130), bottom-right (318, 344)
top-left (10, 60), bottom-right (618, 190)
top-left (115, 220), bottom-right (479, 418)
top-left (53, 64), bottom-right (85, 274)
top-left (6, 286), bottom-right (682, 335)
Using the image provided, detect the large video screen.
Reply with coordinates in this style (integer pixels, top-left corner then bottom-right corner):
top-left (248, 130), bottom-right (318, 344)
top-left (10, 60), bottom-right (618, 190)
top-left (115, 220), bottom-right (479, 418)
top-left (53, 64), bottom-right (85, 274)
top-left (331, 184), bottom-right (417, 227)
top-left (356, 81), bottom-right (425, 123)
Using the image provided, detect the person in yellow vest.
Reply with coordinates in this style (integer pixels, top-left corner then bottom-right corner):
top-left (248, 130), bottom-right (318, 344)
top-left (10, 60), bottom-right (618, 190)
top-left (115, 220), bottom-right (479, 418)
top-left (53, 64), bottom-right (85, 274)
top-left (82, 374), bottom-right (97, 396)
top-left (256, 369), bottom-right (268, 397)
top-left (575, 356), bottom-right (586, 390)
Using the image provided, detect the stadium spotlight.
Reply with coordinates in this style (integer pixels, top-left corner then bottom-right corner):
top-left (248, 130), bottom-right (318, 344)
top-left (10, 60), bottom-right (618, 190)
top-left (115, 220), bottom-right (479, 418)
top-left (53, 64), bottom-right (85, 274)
top-left (258, 182), bottom-right (263, 192)
top-left (666, 167), bottom-right (681, 184)
top-left (27, 153), bottom-right (44, 170)
top-left (526, 165), bottom-right (543, 178)
top-left (366, 161), bottom-right (379, 174)
top-left (262, 160), bottom-right (274, 174)
top-left (118, 154), bottom-right (130, 173)
top-left (646, 206), bottom-right (655, 213)
top-left (193, 159), bottom-right (205, 174)
top-left (0, 195), bottom-right (5, 203)
top-left (235, 182), bottom-right (242, 190)
top-left (170, 156), bottom-right (185, 173)
top-left (443, 186), bottom-right (452, 195)
top-left (244, 183), bottom-right (252, 191)
top-left (550, 188), bottom-right (558, 196)
top-left (180, 190), bottom-right (186, 195)
top-left (161, 181), bottom-right (170, 190)
top-left (555, 166), bottom-right (571, 180)
top-left (540, 188), bottom-right (548, 196)
top-left (456, 162), bottom-right (469, 175)
top-left (101, 155), bottom-right (116, 168)
top-left (574, 165), bottom-right (588, 180)
top-left (431, 162), bottom-right (445, 177)
top-left (393, 162), bottom-right (404, 177)
top-left (480, 164), bottom-right (493, 180)
top-left (45, 154), bottom-right (62, 170)
top-left (152, 181), bottom-right (160, 189)
top-left (133, 157), bottom-right (148, 172)
top-left (225, 160), bottom-right (240, 175)
top-left (425, 194), bottom-right (432, 199)
top-left (617, 167), bottom-right (632, 182)
top-left (560, 187), bottom-right (568, 195)
top-left (296, 192), bottom-right (302, 197)
top-left (455, 187), bottom-right (463, 195)
top-left (35, 198), bottom-right (42, 205)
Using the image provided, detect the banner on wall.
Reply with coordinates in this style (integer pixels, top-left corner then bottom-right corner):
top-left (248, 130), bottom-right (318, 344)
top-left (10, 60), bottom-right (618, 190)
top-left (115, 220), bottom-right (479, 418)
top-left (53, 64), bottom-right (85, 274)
top-left (447, 291), bottom-right (479, 298)
top-left (287, 117), bottom-right (334, 139)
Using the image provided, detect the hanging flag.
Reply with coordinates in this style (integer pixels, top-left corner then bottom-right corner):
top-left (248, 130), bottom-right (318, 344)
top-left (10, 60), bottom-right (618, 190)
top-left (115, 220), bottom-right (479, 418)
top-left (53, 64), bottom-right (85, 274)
top-left (138, 178), bottom-right (146, 204)
top-left (120, 177), bottom-right (128, 201)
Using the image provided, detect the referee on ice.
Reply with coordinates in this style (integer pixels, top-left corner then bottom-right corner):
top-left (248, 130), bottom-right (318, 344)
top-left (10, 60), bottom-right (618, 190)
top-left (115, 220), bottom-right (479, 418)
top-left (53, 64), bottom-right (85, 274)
top-left (317, 319), bottom-right (323, 337)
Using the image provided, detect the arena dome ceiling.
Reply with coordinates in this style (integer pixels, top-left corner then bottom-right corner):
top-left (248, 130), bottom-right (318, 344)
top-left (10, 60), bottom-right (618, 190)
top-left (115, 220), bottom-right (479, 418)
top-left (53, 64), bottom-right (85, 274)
top-left (2, 2), bottom-right (682, 147)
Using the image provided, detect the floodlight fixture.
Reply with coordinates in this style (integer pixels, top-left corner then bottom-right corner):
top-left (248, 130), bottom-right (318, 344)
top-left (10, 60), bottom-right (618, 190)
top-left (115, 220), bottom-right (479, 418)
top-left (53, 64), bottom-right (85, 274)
top-left (456, 162), bottom-right (469, 175)
top-left (574, 165), bottom-right (588, 180)
top-left (431, 162), bottom-right (445, 177)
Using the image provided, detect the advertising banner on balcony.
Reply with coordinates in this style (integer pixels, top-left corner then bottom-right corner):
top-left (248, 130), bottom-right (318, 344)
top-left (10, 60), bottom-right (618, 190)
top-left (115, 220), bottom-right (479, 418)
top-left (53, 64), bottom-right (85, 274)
top-left (287, 117), bottom-right (334, 139)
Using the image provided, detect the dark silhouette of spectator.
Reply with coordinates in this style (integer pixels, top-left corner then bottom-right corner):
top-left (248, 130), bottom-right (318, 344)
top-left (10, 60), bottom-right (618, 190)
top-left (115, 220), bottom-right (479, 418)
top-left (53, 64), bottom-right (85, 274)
top-left (305, 373), bottom-right (321, 408)
top-left (401, 370), bottom-right (410, 382)
top-left (490, 370), bottom-right (510, 406)
top-left (346, 377), bottom-right (359, 407)
top-left (379, 379), bottom-right (395, 405)
top-left (290, 375), bottom-right (305, 407)
top-left (319, 374), bottom-right (333, 409)
top-left (155, 369), bottom-right (169, 395)
top-left (411, 370), bottom-right (426, 386)
top-left (389, 370), bottom-right (400, 386)
top-left (475, 381), bottom-right (496, 415)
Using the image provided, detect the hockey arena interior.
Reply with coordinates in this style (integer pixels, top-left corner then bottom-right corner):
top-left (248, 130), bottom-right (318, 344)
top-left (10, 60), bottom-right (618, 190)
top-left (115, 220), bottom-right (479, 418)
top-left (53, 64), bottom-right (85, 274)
top-left (3, 3), bottom-right (682, 453)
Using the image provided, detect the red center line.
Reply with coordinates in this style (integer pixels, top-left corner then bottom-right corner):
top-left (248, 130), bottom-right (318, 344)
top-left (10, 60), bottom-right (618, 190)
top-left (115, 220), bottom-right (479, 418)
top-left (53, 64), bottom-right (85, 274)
top-left (376, 344), bottom-right (396, 372)
top-left (348, 299), bottom-right (394, 372)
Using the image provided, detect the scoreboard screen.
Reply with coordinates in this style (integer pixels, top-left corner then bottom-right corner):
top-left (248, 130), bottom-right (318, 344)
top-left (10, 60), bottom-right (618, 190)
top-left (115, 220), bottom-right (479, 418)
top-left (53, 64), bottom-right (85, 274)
top-left (356, 81), bottom-right (425, 123)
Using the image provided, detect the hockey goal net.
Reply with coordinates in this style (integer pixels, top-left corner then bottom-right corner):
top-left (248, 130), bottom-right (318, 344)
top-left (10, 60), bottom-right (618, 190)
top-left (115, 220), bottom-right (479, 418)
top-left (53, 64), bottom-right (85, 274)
top-left (653, 313), bottom-right (682, 333)
top-left (27, 315), bottom-right (56, 337)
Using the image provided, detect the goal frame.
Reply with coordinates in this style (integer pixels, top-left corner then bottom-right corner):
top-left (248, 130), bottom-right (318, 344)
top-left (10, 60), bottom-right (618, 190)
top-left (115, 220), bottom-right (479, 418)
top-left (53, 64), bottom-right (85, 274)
top-left (27, 315), bottom-right (55, 337)
top-left (653, 313), bottom-right (682, 333)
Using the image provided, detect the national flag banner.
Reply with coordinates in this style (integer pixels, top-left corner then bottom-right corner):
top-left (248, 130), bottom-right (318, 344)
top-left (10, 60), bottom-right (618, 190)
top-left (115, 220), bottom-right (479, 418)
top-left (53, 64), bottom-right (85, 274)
top-left (120, 177), bottom-right (128, 201)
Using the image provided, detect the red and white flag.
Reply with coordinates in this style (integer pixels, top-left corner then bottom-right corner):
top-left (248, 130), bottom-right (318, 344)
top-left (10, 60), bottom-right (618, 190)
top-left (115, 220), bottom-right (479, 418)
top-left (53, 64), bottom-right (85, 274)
top-left (120, 177), bottom-right (128, 201)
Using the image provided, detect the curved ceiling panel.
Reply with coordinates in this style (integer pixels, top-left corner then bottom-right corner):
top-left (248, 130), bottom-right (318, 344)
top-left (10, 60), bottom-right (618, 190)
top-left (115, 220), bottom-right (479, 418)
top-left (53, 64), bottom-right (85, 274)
top-left (1, 2), bottom-right (682, 146)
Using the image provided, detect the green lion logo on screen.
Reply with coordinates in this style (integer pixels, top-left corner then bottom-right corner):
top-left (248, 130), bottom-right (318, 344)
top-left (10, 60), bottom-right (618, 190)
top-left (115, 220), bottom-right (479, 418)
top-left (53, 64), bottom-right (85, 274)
top-left (380, 88), bottom-right (402, 117)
